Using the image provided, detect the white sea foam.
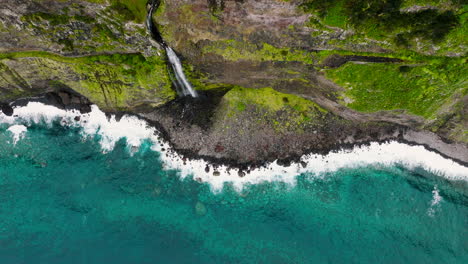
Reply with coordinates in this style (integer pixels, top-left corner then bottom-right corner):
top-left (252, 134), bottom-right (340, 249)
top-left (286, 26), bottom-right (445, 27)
top-left (430, 186), bottom-right (442, 207)
top-left (427, 185), bottom-right (443, 217)
top-left (1, 102), bottom-right (467, 192)
top-left (7, 125), bottom-right (27, 144)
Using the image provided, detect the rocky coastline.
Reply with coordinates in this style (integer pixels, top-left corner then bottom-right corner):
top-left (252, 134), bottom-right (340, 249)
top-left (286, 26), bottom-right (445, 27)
top-left (3, 91), bottom-right (467, 173)
top-left (1, 0), bottom-right (467, 172)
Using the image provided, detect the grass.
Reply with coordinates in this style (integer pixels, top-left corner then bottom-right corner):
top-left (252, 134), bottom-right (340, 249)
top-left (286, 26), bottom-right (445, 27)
top-left (220, 87), bottom-right (328, 132)
top-left (322, 0), bottom-right (348, 28)
top-left (301, 0), bottom-right (465, 55)
top-left (326, 57), bottom-right (467, 118)
top-left (202, 40), bottom-right (315, 64)
top-left (109, 0), bottom-right (149, 23)
top-left (31, 0), bottom-right (149, 22)
top-left (201, 38), bottom-right (460, 66)
top-left (0, 51), bottom-right (175, 110)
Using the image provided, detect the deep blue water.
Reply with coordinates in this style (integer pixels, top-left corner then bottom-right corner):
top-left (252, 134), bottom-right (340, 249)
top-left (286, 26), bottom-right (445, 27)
top-left (0, 123), bottom-right (467, 263)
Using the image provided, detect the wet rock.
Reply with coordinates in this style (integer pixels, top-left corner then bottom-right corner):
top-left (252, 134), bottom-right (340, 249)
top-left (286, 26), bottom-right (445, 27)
top-left (205, 166), bottom-right (210, 173)
top-left (300, 161), bottom-right (307, 168)
top-left (74, 116), bottom-right (81, 121)
top-left (71, 96), bottom-right (81, 105)
top-left (58, 92), bottom-right (71, 105)
top-left (131, 146), bottom-right (139, 152)
top-left (0, 103), bottom-right (13, 116)
top-left (213, 171), bottom-right (221, 176)
top-left (238, 171), bottom-right (246, 178)
top-left (79, 104), bottom-right (92, 114)
top-left (277, 159), bottom-right (291, 167)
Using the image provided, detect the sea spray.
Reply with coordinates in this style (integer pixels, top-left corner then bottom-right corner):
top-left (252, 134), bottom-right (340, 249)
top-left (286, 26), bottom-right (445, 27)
top-left (2, 129), bottom-right (466, 263)
top-left (1, 102), bottom-right (467, 192)
top-left (6, 125), bottom-right (27, 145)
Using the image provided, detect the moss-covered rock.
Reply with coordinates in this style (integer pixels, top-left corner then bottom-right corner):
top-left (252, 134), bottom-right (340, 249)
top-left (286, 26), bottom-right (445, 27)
top-left (0, 0), bottom-right (175, 111)
top-left (1, 0), bottom-right (154, 56)
top-left (0, 52), bottom-right (174, 111)
top-left (0, 0), bottom-right (466, 152)
top-left (151, 0), bottom-right (466, 144)
top-left (324, 56), bottom-right (467, 142)
top-left (217, 86), bottom-right (327, 132)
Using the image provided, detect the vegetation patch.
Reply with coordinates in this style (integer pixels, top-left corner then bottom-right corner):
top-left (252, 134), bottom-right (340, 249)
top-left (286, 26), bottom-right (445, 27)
top-left (0, 51), bottom-right (175, 110)
top-left (301, 0), bottom-right (465, 54)
top-left (21, 9), bottom-right (121, 52)
top-left (326, 57), bottom-right (467, 118)
top-left (220, 87), bottom-right (327, 132)
top-left (108, 0), bottom-right (149, 23)
top-left (202, 40), bottom-right (315, 64)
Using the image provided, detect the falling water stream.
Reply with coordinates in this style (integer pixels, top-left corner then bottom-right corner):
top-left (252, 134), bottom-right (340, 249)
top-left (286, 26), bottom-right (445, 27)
top-left (0, 1), bottom-right (466, 263)
top-left (146, 0), bottom-right (198, 98)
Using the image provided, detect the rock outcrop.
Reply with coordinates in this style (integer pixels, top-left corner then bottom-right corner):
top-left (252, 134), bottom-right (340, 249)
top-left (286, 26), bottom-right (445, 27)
top-left (1, 0), bottom-right (467, 165)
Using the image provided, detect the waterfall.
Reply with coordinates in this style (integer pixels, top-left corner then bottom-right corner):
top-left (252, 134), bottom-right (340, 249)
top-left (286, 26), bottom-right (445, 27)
top-left (146, 0), bottom-right (198, 98)
top-left (165, 47), bottom-right (198, 97)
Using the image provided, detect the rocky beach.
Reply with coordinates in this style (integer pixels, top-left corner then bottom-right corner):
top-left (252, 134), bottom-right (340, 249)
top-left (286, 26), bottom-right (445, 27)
top-left (1, 0), bottom-right (467, 169)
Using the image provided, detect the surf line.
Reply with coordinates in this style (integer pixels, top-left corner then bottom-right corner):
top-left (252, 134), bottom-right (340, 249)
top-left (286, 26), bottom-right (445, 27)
top-left (2, 102), bottom-right (468, 192)
top-left (146, 0), bottom-right (198, 98)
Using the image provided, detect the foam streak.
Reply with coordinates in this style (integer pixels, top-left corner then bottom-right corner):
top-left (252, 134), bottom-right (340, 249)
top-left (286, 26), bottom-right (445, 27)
top-left (1, 102), bottom-right (467, 192)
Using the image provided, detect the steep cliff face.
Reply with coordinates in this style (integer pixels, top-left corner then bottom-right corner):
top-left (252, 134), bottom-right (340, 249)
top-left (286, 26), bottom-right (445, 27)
top-left (0, 0), bottom-right (174, 111)
top-left (0, 0), bottom-right (467, 164)
top-left (154, 0), bottom-right (467, 143)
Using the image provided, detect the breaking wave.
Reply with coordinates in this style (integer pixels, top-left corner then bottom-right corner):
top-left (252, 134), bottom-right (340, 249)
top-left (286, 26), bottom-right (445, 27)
top-left (1, 102), bottom-right (467, 191)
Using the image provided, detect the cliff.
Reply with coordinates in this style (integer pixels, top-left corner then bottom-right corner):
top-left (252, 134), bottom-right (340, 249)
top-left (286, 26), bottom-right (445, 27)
top-left (1, 0), bottom-right (467, 165)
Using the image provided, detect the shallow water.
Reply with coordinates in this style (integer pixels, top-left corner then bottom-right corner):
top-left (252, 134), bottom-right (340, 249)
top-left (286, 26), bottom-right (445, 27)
top-left (0, 122), bottom-right (467, 263)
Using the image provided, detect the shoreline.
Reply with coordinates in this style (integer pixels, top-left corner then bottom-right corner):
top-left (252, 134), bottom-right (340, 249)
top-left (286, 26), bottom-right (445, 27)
top-left (3, 94), bottom-right (468, 169)
top-left (1, 97), bottom-right (467, 191)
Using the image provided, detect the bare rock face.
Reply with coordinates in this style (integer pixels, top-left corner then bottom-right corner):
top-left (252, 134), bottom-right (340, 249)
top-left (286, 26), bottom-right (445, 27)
top-left (0, 0), bottom-right (466, 165)
top-left (0, 0), bottom-right (175, 111)
top-left (156, 0), bottom-right (386, 53)
top-left (0, 0), bottom-right (155, 56)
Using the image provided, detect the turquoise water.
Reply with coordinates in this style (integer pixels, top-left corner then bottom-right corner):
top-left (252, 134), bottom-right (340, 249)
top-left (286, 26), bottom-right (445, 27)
top-left (0, 123), bottom-right (467, 263)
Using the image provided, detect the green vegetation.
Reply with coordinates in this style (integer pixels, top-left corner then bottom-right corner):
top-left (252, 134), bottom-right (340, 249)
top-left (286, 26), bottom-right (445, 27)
top-left (0, 51), bottom-right (175, 110)
top-left (321, 1), bottom-right (347, 28)
top-left (301, 0), bottom-right (465, 54)
top-left (80, 0), bottom-right (149, 22)
top-left (108, 0), bottom-right (149, 23)
top-left (223, 87), bottom-right (326, 113)
top-left (326, 57), bottom-right (467, 118)
top-left (22, 0), bottom-right (154, 53)
top-left (21, 9), bottom-right (120, 53)
top-left (72, 53), bottom-right (174, 109)
top-left (219, 87), bottom-right (327, 132)
top-left (21, 11), bottom-right (95, 26)
top-left (202, 40), bottom-right (315, 64)
top-left (200, 39), bottom-right (462, 66)
top-left (31, 0), bottom-right (149, 22)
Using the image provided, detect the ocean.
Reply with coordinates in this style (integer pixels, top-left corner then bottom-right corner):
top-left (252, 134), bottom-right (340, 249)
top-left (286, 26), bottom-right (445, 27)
top-left (0, 103), bottom-right (467, 263)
